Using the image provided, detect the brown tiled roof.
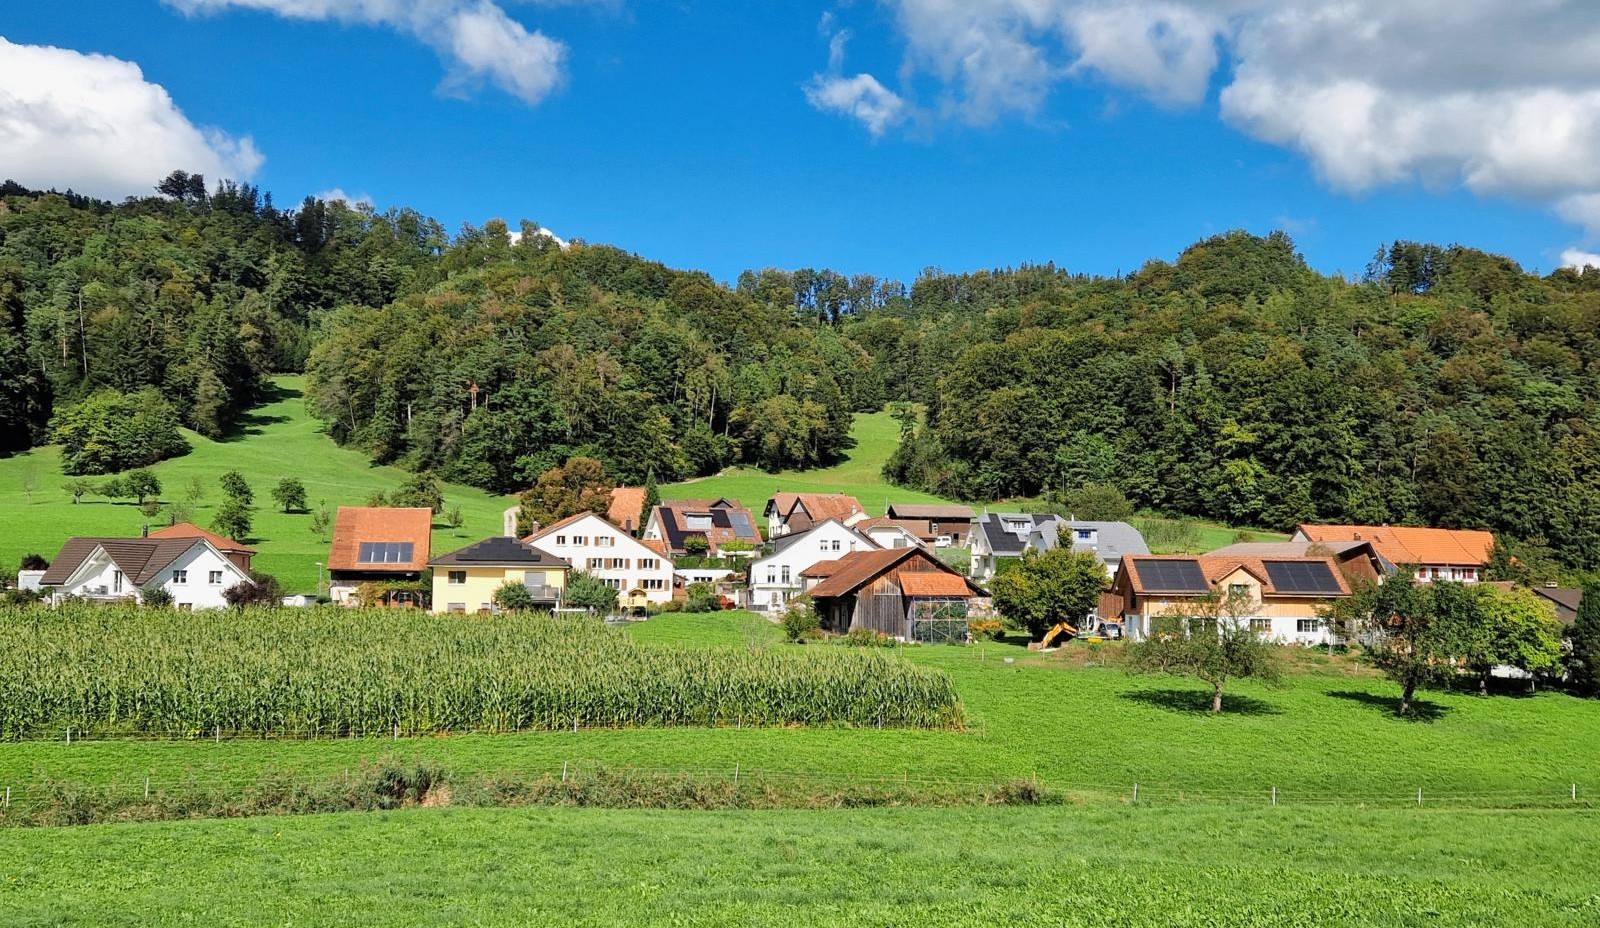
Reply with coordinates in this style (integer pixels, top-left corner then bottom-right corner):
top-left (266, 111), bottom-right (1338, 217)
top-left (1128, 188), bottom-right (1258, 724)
top-left (1297, 524), bottom-right (1494, 567)
top-left (148, 523), bottom-right (255, 554)
top-left (650, 500), bottom-right (762, 552)
top-left (1121, 555), bottom-right (1351, 598)
top-left (641, 539), bottom-right (669, 556)
top-left (900, 572), bottom-right (978, 597)
top-left (328, 507), bottom-right (432, 572)
top-left (40, 537), bottom-right (204, 586)
top-left (800, 558), bottom-right (844, 579)
top-left (855, 517), bottom-right (925, 534)
top-left (608, 487), bottom-right (647, 533)
top-left (781, 493), bottom-right (864, 523)
top-left (807, 549), bottom-right (921, 599)
top-left (887, 504), bottom-right (975, 520)
top-left (523, 510), bottom-right (601, 543)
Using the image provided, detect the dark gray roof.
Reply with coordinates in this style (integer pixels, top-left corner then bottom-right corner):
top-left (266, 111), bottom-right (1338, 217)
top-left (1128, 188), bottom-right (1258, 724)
top-left (977, 513), bottom-right (1056, 556)
top-left (887, 504), bottom-right (975, 520)
top-left (41, 537), bottom-right (205, 587)
top-left (430, 537), bottom-right (571, 569)
top-left (1534, 587), bottom-right (1583, 619)
top-left (978, 515), bottom-right (1148, 562)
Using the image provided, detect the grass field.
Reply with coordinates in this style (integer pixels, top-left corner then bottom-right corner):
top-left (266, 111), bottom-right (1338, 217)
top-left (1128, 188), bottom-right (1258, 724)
top-left (3, 612), bottom-right (1596, 808)
top-left (2, 804), bottom-right (1596, 925)
top-left (0, 377), bottom-right (511, 593)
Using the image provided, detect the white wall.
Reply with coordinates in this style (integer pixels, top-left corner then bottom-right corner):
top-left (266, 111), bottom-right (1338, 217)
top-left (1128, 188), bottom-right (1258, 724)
top-left (529, 513), bottom-right (674, 604)
top-left (55, 542), bottom-right (247, 610)
top-left (750, 521), bottom-right (876, 612)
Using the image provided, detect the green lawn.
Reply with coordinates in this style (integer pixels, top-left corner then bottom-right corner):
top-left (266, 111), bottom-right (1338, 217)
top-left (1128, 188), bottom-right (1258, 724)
top-left (4, 612), bottom-right (1596, 808)
top-left (2, 804), bottom-right (1596, 926)
top-left (0, 377), bottom-right (514, 592)
top-left (662, 410), bottom-right (956, 516)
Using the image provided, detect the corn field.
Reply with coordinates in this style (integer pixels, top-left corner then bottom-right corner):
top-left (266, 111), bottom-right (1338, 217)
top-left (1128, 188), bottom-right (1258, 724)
top-left (0, 606), bottom-right (963, 738)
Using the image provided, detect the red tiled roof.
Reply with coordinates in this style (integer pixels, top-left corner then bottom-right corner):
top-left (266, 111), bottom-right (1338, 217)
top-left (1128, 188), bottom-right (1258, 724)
top-left (785, 493), bottom-right (864, 522)
top-left (608, 487), bottom-right (647, 532)
top-left (1297, 524), bottom-right (1494, 568)
top-left (327, 507), bottom-right (432, 572)
top-left (800, 558), bottom-right (844, 579)
top-left (1121, 555), bottom-right (1351, 598)
top-left (899, 572), bottom-right (977, 597)
top-left (148, 522), bottom-right (255, 554)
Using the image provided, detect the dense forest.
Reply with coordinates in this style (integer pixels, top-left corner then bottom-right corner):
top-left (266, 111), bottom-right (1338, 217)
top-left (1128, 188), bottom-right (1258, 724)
top-left (6, 177), bottom-right (1600, 570)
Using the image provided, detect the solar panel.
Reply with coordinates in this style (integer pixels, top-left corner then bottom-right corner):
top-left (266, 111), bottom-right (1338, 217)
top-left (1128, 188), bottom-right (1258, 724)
top-left (1135, 558), bottom-right (1208, 592)
top-left (358, 542), bottom-right (414, 564)
top-left (727, 512), bottom-right (755, 537)
top-left (1263, 560), bottom-right (1342, 595)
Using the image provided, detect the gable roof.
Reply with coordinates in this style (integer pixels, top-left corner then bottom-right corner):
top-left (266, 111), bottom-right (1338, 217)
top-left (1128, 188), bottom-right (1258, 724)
top-left (886, 503), bottom-right (975, 520)
top-left (1120, 555), bottom-right (1351, 598)
top-left (41, 537), bottom-right (208, 587)
top-left (786, 493), bottom-right (864, 523)
top-left (148, 523), bottom-right (255, 555)
top-left (328, 507), bottom-right (433, 572)
top-left (524, 511), bottom-right (668, 563)
top-left (430, 536), bottom-right (571, 569)
top-left (768, 518), bottom-right (878, 556)
top-left (1296, 525), bottom-right (1494, 568)
top-left (899, 572), bottom-right (979, 597)
top-left (800, 558), bottom-right (846, 579)
top-left (608, 487), bottom-right (647, 533)
top-left (806, 548), bottom-right (986, 600)
top-left (649, 500), bottom-right (763, 551)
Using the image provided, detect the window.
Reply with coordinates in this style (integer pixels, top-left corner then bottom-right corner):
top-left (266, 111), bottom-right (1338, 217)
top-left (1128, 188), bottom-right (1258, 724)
top-left (766, 568), bottom-right (777, 584)
top-left (555, 535), bottom-right (566, 546)
top-left (781, 566), bottom-right (791, 584)
top-left (357, 542), bottom-right (414, 564)
top-left (588, 558), bottom-right (604, 570)
top-left (608, 558), bottom-right (627, 570)
top-left (1296, 619), bottom-right (1320, 634)
top-left (639, 558), bottom-right (659, 570)
top-left (177, 603), bottom-right (192, 611)
top-left (1228, 583), bottom-right (1250, 598)
top-left (643, 579), bottom-right (666, 591)
top-left (448, 570), bottom-right (466, 585)
top-left (770, 592), bottom-right (782, 606)
top-left (830, 540), bottom-right (841, 552)
top-left (208, 571), bottom-right (223, 585)
top-left (686, 514), bottom-right (713, 531)
top-left (573, 536), bottom-right (587, 546)
top-left (603, 578), bottom-right (622, 590)
top-left (479, 603), bottom-right (493, 614)
top-left (596, 536), bottom-right (614, 548)
top-left (447, 603), bottom-right (466, 614)
top-left (1463, 568), bottom-right (1477, 581)
top-left (819, 540), bottom-right (829, 552)
top-left (171, 570), bottom-right (188, 585)
top-left (1077, 530), bottom-right (1093, 541)
top-left (1249, 618), bottom-right (1271, 635)
top-left (112, 570), bottom-right (123, 593)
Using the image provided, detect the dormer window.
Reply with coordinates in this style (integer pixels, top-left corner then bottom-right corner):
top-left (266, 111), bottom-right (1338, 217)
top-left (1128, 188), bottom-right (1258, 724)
top-left (686, 514), bottom-right (713, 531)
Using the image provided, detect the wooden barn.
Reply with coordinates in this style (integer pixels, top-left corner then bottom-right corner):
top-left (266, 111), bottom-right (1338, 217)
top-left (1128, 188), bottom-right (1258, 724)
top-left (807, 548), bottom-right (987, 642)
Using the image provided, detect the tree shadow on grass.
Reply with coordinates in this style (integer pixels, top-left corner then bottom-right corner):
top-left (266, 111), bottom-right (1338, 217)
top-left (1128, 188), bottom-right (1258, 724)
top-left (214, 379), bottom-right (297, 443)
top-left (1327, 689), bottom-right (1450, 723)
top-left (1119, 688), bottom-right (1283, 717)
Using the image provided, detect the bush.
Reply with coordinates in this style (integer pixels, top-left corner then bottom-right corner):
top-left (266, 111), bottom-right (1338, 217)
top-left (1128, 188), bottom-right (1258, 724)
top-left (659, 600), bottom-right (685, 613)
top-left (494, 581), bottom-right (536, 612)
top-left (685, 582), bottom-right (720, 613)
top-left (565, 571), bottom-right (619, 613)
top-left (222, 571), bottom-right (284, 608)
top-left (782, 602), bottom-right (821, 642)
top-left (967, 619), bottom-right (1004, 642)
top-left (842, 628), bottom-right (897, 648)
top-left (50, 389), bottom-right (189, 475)
top-left (141, 587), bottom-right (173, 608)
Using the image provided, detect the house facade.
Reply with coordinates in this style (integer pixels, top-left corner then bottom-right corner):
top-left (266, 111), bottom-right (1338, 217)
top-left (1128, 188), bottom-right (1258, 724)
top-left (429, 536), bottom-right (571, 614)
top-left (1293, 524), bottom-right (1494, 584)
top-left (884, 504), bottom-right (976, 546)
top-left (968, 514), bottom-right (1149, 582)
top-left (807, 547), bottom-right (988, 642)
top-left (327, 507), bottom-right (433, 606)
top-left (40, 535), bottom-right (252, 609)
top-left (748, 518), bottom-right (878, 612)
top-left (852, 517), bottom-right (926, 550)
top-left (1111, 554), bottom-right (1352, 645)
top-left (525, 511), bottom-right (674, 609)
top-left (148, 523), bottom-right (255, 572)
top-left (763, 493), bottom-right (866, 538)
top-left (642, 498), bottom-right (763, 556)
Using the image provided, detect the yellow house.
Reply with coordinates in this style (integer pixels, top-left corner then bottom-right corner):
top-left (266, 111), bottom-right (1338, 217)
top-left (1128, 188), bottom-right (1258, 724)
top-left (428, 537), bottom-right (570, 614)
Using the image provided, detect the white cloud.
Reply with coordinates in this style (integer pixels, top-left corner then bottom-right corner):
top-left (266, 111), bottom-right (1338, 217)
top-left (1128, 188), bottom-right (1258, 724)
top-left (164, 0), bottom-right (571, 105)
top-left (851, 0), bottom-right (1600, 252)
top-left (315, 188), bottom-right (374, 207)
top-left (806, 74), bottom-right (908, 138)
top-left (0, 37), bottom-right (262, 199)
top-left (1561, 248), bottom-right (1600, 270)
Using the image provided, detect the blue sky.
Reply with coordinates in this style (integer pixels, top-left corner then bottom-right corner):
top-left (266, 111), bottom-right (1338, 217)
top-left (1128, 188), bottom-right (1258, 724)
top-left (2, 1), bottom-right (1596, 284)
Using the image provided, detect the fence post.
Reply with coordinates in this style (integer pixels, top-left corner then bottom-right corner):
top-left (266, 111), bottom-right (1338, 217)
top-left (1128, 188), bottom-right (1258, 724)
top-left (734, 764), bottom-right (740, 787)
top-left (144, 777), bottom-right (150, 800)
top-left (561, 761), bottom-right (568, 783)
top-left (1271, 786), bottom-right (1277, 807)
top-left (4, 786), bottom-right (9, 808)
top-left (393, 724), bottom-right (399, 742)
top-left (1573, 783), bottom-right (1578, 801)
top-left (1417, 787), bottom-right (1423, 806)
top-left (1132, 782), bottom-right (1139, 804)
top-left (65, 726), bottom-right (71, 745)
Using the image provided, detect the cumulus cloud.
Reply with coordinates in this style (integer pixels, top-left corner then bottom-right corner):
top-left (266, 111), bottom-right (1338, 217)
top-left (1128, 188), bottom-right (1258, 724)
top-left (842, 0), bottom-right (1600, 252)
top-left (806, 74), bottom-right (908, 137)
top-left (315, 188), bottom-right (374, 207)
top-left (0, 37), bottom-right (262, 199)
top-left (1561, 249), bottom-right (1600, 270)
top-left (164, 0), bottom-right (570, 105)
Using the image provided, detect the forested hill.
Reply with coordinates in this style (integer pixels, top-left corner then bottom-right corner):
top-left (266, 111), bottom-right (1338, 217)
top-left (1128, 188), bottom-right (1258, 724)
top-left (6, 177), bottom-right (1600, 570)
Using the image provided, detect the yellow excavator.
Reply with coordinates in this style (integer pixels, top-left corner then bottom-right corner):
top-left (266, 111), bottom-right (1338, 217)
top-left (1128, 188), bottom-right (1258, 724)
top-left (1039, 621), bottom-right (1079, 648)
top-left (1037, 617), bottom-right (1125, 649)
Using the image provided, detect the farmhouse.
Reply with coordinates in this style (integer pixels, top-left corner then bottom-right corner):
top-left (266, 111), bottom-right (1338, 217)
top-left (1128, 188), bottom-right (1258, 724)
top-left (1111, 554), bottom-right (1351, 645)
top-left (327, 507), bottom-right (433, 606)
top-left (1207, 539), bottom-right (1386, 586)
top-left (749, 518), bottom-right (878, 612)
top-left (40, 529), bottom-right (253, 609)
top-left (884, 503), bottom-right (976, 546)
top-left (807, 547), bottom-right (988, 642)
top-left (1293, 524), bottom-right (1494, 584)
top-left (642, 498), bottom-right (763, 556)
top-left (429, 537), bottom-right (571, 614)
top-left (968, 513), bottom-right (1148, 582)
top-left (763, 493), bottom-right (866, 537)
top-left (524, 511), bottom-right (673, 609)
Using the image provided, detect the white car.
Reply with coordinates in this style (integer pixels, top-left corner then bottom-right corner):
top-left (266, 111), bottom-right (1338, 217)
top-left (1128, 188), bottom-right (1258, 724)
top-left (934, 535), bottom-right (953, 548)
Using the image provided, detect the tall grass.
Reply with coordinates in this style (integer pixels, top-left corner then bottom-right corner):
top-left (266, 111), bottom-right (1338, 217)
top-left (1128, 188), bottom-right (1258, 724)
top-left (0, 606), bottom-right (962, 737)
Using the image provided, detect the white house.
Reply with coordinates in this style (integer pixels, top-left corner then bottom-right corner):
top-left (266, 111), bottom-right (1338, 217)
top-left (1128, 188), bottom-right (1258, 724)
top-left (39, 536), bottom-right (253, 610)
top-left (969, 514), bottom-right (1149, 583)
top-left (749, 518), bottom-right (878, 613)
top-left (853, 517), bottom-right (926, 551)
top-left (526, 511), bottom-right (675, 609)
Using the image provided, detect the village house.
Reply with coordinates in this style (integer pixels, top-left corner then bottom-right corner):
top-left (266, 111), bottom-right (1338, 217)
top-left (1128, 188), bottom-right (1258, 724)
top-left (327, 507), bottom-right (433, 606)
top-left (1207, 539), bottom-right (1386, 586)
top-left (763, 493), bottom-right (866, 537)
top-left (642, 498), bottom-right (763, 557)
top-left (1110, 554), bottom-right (1352, 645)
top-left (883, 503), bottom-right (976, 547)
top-left (40, 525), bottom-right (254, 610)
top-left (851, 517), bottom-right (926, 550)
top-left (968, 513), bottom-right (1149, 582)
top-left (1293, 524), bottom-right (1494, 584)
top-left (148, 523), bottom-right (256, 572)
top-left (748, 518), bottom-right (878, 613)
top-left (524, 511), bottom-right (674, 610)
top-left (429, 536), bottom-right (570, 614)
top-left (806, 547), bottom-right (988, 641)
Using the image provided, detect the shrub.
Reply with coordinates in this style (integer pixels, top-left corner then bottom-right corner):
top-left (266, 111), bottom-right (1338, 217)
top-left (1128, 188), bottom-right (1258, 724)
top-left (141, 587), bottom-right (173, 608)
top-left (967, 619), bottom-right (1004, 642)
top-left (685, 582), bottom-right (720, 613)
top-left (782, 602), bottom-right (821, 642)
top-left (50, 389), bottom-right (189, 475)
top-left (494, 581), bottom-right (536, 612)
top-left (222, 571), bottom-right (284, 608)
top-left (683, 536), bottom-right (710, 557)
top-left (842, 628), bottom-right (897, 648)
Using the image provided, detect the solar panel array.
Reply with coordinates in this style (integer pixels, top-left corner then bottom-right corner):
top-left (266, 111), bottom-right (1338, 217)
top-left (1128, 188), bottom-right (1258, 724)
top-left (726, 512), bottom-right (755, 537)
top-left (1263, 560), bottom-right (1342, 595)
top-left (1133, 558), bottom-right (1209, 592)
top-left (358, 541), bottom-right (415, 564)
